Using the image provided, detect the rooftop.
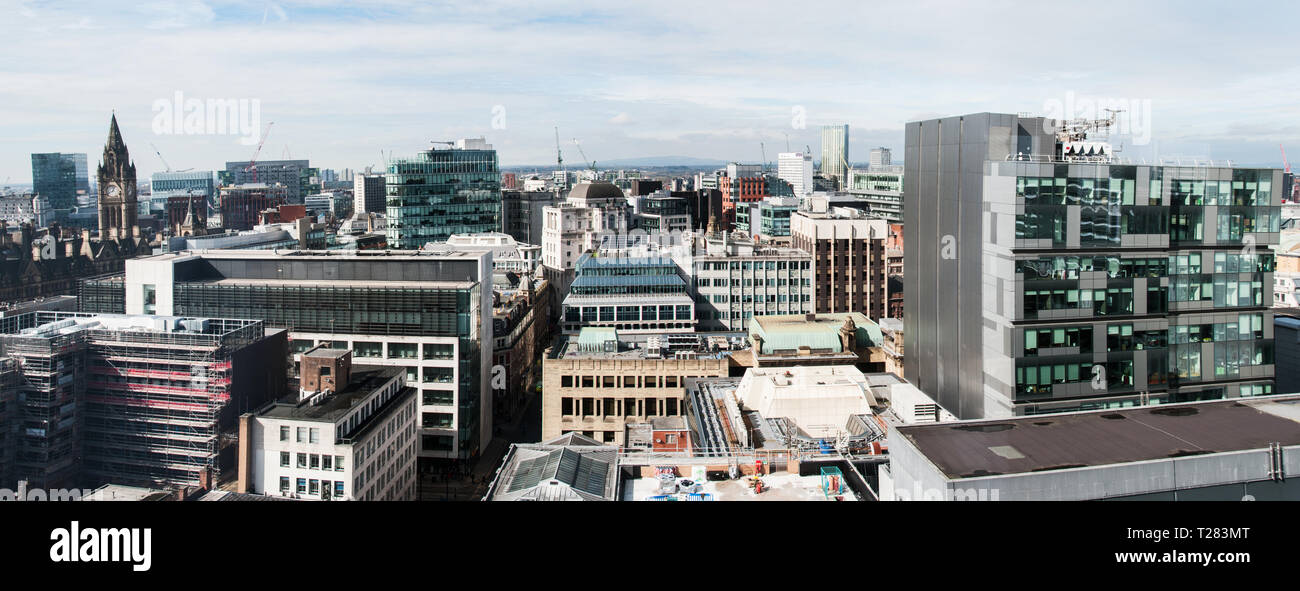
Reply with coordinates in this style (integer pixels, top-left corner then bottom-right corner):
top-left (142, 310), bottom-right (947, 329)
top-left (486, 434), bottom-right (621, 501)
top-left (897, 395), bottom-right (1300, 480)
top-left (259, 365), bottom-right (404, 423)
top-left (550, 329), bottom-right (736, 360)
top-left (749, 312), bottom-right (882, 354)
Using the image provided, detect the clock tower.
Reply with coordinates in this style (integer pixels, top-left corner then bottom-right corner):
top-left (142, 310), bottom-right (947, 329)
top-left (97, 113), bottom-right (138, 239)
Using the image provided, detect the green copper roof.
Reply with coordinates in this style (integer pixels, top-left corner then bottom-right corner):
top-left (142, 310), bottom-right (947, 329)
top-left (748, 312), bottom-right (881, 354)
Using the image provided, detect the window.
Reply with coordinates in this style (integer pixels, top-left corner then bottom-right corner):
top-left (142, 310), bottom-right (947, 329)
top-left (297, 453), bottom-right (307, 468)
top-left (310, 454), bottom-right (320, 469)
top-left (279, 426), bottom-right (289, 441)
top-left (309, 479), bottom-right (320, 494)
top-left (309, 428), bottom-right (320, 444)
top-left (279, 477), bottom-right (290, 493)
top-left (335, 481), bottom-right (345, 498)
top-left (335, 456), bottom-right (345, 471)
top-left (297, 427), bottom-right (307, 443)
top-left (323, 455), bottom-right (333, 471)
top-left (280, 452), bottom-right (290, 467)
top-left (296, 478), bottom-right (307, 494)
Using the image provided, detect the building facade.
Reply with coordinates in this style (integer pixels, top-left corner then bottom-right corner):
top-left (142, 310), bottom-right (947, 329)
top-left (238, 353), bottom-right (418, 501)
top-left (820, 124), bottom-right (850, 187)
top-left (791, 208), bottom-right (889, 319)
top-left (904, 112), bottom-right (1280, 419)
top-left (83, 249), bottom-right (494, 463)
top-left (353, 173), bottom-right (386, 215)
top-left (0, 312), bottom-right (287, 490)
top-left (223, 159), bottom-right (311, 203)
top-left (778, 152), bottom-right (814, 197)
top-left (541, 329), bottom-right (730, 445)
top-left (386, 138), bottom-right (500, 249)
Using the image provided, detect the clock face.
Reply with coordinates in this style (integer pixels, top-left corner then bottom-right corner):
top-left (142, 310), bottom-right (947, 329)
top-left (106, 184), bottom-right (120, 197)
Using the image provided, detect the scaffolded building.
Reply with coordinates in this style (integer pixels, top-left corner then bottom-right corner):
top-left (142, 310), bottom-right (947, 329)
top-left (0, 312), bottom-right (284, 490)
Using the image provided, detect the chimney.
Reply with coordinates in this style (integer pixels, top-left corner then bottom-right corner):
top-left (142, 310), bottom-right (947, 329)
top-left (299, 346), bottom-right (352, 397)
top-left (805, 312), bottom-right (816, 322)
top-left (198, 467), bottom-right (213, 491)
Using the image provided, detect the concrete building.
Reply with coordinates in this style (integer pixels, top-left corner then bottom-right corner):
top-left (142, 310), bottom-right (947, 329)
top-left (491, 273), bottom-right (552, 423)
top-left (223, 159), bottom-right (311, 203)
top-left (904, 112), bottom-right (1280, 419)
top-left (883, 396), bottom-right (1300, 500)
top-left (353, 173), bottom-right (386, 215)
top-left (219, 183), bottom-right (288, 231)
top-left (778, 152), bottom-right (814, 197)
top-left (869, 147), bottom-right (892, 169)
top-left (791, 208), bottom-right (889, 319)
top-left (541, 182), bottom-right (630, 305)
top-left (79, 248), bottom-right (494, 463)
top-left (237, 350), bottom-right (418, 501)
top-left (0, 311), bottom-right (287, 490)
top-left (501, 189), bottom-right (558, 245)
top-left (541, 328), bottom-right (731, 445)
top-left (428, 232), bottom-right (541, 276)
top-left (692, 234), bottom-right (813, 331)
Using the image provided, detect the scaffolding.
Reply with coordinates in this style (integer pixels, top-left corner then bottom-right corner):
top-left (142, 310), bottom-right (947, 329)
top-left (0, 312), bottom-right (263, 490)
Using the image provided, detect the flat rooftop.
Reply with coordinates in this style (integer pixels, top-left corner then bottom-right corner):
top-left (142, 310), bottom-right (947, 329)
top-left (898, 396), bottom-right (1300, 480)
top-left (140, 248), bottom-right (488, 262)
top-left (259, 365), bottom-right (404, 423)
top-left (624, 472), bottom-right (857, 501)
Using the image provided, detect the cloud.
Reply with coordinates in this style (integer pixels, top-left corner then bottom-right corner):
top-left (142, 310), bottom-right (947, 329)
top-left (2, 0), bottom-right (1299, 179)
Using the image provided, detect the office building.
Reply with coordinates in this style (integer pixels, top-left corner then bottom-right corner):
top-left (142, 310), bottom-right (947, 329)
top-left (386, 138), bottom-right (500, 249)
top-left (541, 182), bottom-right (630, 302)
top-left (81, 249), bottom-right (494, 463)
top-left (778, 152), bottom-right (814, 197)
top-left (353, 173), bottom-right (386, 215)
top-left (219, 183), bottom-right (287, 231)
top-left (0, 311), bottom-right (287, 490)
top-left (223, 159), bottom-right (311, 203)
top-left (237, 349), bottom-right (418, 501)
top-left (541, 328), bottom-right (731, 445)
top-left (31, 152), bottom-right (85, 222)
top-left (869, 147), bottom-right (892, 168)
top-left (791, 208), bottom-right (890, 319)
top-left (744, 312), bottom-right (884, 370)
top-left (845, 166), bottom-right (904, 222)
top-left (561, 253), bottom-right (695, 334)
top-left (501, 189), bottom-right (558, 245)
top-left (692, 234), bottom-right (813, 331)
top-left (735, 196), bottom-right (799, 242)
top-left (820, 124), bottom-right (850, 187)
top-left (904, 112), bottom-right (1280, 419)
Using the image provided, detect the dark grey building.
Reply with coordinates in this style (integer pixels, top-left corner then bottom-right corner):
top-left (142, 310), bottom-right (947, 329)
top-left (905, 112), bottom-right (1280, 419)
top-left (31, 152), bottom-right (86, 222)
top-left (353, 173), bottom-right (386, 215)
top-left (1275, 313), bottom-right (1300, 394)
top-left (224, 159), bottom-right (311, 203)
top-left (501, 189), bottom-right (557, 245)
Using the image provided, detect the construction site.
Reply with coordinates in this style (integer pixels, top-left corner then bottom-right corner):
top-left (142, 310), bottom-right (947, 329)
top-left (0, 311), bottom-right (286, 491)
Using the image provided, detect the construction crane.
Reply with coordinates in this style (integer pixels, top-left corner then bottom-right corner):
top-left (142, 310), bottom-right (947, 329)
top-left (244, 121), bottom-right (274, 183)
top-left (1056, 108), bottom-right (1123, 143)
top-left (149, 143), bottom-right (193, 173)
top-left (572, 138), bottom-right (596, 173)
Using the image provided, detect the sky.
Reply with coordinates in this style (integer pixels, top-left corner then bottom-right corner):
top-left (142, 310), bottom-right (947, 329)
top-left (1, 0), bottom-right (1298, 183)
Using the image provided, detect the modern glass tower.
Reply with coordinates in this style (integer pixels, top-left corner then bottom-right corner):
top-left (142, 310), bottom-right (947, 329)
top-left (820, 124), bottom-right (849, 186)
top-left (386, 138), bottom-right (501, 249)
top-left (31, 152), bottom-right (84, 221)
top-left (904, 113), bottom-right (1279, 419)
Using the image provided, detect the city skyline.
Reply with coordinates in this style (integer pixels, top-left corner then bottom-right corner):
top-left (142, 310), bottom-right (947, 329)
top-left (3, 0), bottom-right (1299, 183)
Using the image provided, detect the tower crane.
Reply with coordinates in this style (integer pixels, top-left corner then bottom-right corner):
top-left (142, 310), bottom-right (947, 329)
top-left (572, 138), bottom-right (596, 173)
top-left (244, 121), bottom-right (274, 183)
top-left (149, 143), bottom-right (193, 173)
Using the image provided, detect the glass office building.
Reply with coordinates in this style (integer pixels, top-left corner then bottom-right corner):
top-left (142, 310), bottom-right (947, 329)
top-left (386, 139), bottom-right (501, 249)
top-left (905, 113), bottom-right (1280, 419)
top-left (31, 152), bottom-right (85, 220)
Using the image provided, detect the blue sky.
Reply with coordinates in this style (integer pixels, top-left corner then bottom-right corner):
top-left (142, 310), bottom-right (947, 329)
top-left (2, 0), bottom-right (1298, 183)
